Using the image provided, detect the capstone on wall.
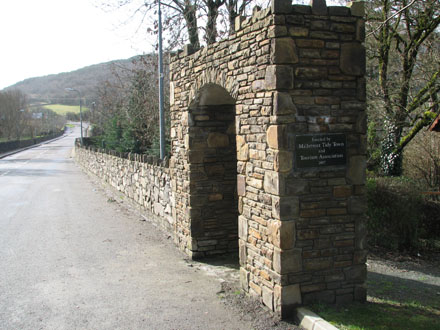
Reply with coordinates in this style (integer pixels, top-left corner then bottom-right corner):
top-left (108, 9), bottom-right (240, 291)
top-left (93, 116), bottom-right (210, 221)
top-left (169, 0), bottom-right (367, 318)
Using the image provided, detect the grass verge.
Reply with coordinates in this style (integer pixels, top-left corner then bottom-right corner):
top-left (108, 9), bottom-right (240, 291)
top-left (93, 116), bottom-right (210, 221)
top-left (310, 298), bottom-right (440, 330)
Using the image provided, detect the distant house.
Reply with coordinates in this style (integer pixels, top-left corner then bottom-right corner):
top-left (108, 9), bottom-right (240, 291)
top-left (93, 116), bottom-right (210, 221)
top-left (428, 114), bottom-right (440, 132)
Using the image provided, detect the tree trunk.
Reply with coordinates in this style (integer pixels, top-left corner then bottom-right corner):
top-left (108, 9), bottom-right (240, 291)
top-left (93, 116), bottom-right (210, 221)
top-left (183, 1), bottom-right (200, 51)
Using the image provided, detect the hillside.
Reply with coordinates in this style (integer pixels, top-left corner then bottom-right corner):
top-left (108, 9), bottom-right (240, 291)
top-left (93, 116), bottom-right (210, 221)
top-left (4, 56), bottom-right (140, 105)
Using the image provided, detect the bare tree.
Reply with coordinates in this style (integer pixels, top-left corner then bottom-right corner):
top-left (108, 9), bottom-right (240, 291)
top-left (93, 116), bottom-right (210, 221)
top-left (0, 90), bottom-right (28, 140)
top-left (366, 0), bottom-right (440, 176)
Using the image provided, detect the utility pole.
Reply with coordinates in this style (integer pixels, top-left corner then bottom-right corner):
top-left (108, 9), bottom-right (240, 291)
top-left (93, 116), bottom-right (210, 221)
top-left (65, 88), bottom-right (83, 146)
top-left (158, 0), bottom-right (165, 159)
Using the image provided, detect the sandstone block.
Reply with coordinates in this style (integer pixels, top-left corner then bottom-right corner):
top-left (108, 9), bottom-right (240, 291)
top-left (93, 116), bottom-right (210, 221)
top-left (207, 132), bottom-right (229, 148)
top-left (274, 150), bottom-right (293, 173)
top-left (340, 43), bottom-right (366, 76)
top-left (344, 264), bottom-right (366, 281)
top-left (289, 27), bottom-right (309, 37)
top-left (264, 171), bottom-right (284, 195)
top-left (310, 0), bottom-right (327, 15)
top-left (273, 92), bottom-right (297, 115)
top-left (356, 19), bottom-right (365, 42)
top-left (348, 196), bottom-right (367, 214)
top-left (295, 67), bottom-right (328, 80)
top-left (304, 257), bottom-right (333, 271)
top-left (237, 175), bottom-right (246, 196)
top-left (262, 286), bottom-right (274, 311)
top-left (235, 16), bottom-right (246, 32)
top-left (236, 135), bottom-right (249, 161)
top-left (252, 80), bottom-right (265, 92)
top-left (272, 196), bottom-right (300, 220)
top-left (239, 239), bottom-right (247, 266)
top-left (354, 285), bottom-right (367, 302)
top-left (265, 65), bottom-right (294, 90)
top-left (240, 267), bottom-right (250, 292)
top-left (274, 284), bottom-right (302, 317)
top-left (271, 0), bottom-right (292, 14)
top-left (273, 248), bottom-right (302, 274)
top-left (333, 185), bottom-right (352, 198)
top-left (266, 125), bottom-right (286, 150)
top-left (271, 38), bottom-right (299, 64)
top-left (238, 215), bottom-right (248, 240)
top-left (347, 155), bottom-right (366, 185)
top-left (295, 39), bottom-right (324, 48)
top-left (348, 1), bottom-right (365, 17)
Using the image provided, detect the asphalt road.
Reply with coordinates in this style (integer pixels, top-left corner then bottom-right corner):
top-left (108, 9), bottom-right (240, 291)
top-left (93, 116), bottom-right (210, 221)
top-left (0, 125), bottom-right (253, 330)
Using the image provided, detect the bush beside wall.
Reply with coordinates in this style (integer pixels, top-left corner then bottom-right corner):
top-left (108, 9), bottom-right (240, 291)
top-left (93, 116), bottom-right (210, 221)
top-left (366, 177), bottom-right (440, 251)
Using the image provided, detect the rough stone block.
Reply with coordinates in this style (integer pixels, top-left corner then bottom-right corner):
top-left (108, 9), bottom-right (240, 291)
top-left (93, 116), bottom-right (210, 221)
top-left (348, 196), bottom-right (367, 214)
top-left (240, 267), bottom-right (250, 292)
top-left (271, 0), bottom-right (292, 14)
top-left (274, 92), bottom-right (297, 115)
top-left (262, 286), bottom-right (274, 311)
top-left (347, 155), bottom-right (366, 185)
top-left (267, 125), bottom-right (286, 150)
top-left (235, 16), bottom-right (246, 32)
top-left (236, 135), bottom-right (249, 161)
top-left (354, 285), bottom-right (367, 302)
top-left (188, 150), bottom-right (205, 163)
top-left (252, 80), bottom-right (266, 92)
top-left (271, 38), bottom-right (299, 64)
top-left (239, 239), bottom-right (247, 266)
top-left (272, 195), bottom-right (300, 220)
top-left (356, 19), bottom-right (365, 42)
top-left (273, 248), bottom-right (302, 274)
top-left (274, 150), bottom-right (293, 173)
top-left (207, 132), bottom-right (229, 148)
top-left (238, 215), bottom-right (248, 240)
top-left (264, 171), bottom-right (284, 195)
top-left (237, 175), bottom-right (246, 196)
top-left (344, 264), bottom-right (366, 281)
top-left (275, 284), bottom-right (301, 317)
top-left (183, 44), bottom-right (195, 56)
top-left (333, 185), bottom-right (352, 198)
top-left (348, 1), bottom-right (365, 17)
top-left (289, 27), bottom-right (309, 37)
top-left (265, 65), bottom-right (294, 90)
top-left (304, 257), bottom-right (333, 271)
top-left (340, 43), bottom-right (366, 76)
top-left (310, 0), bottom-right (327, 15)
top-left (280, 220), bottom-right (296, 249)
top-left (295, 67), bottom-right (328, 80)
top-left (355, 216), bottom-right (367, 250)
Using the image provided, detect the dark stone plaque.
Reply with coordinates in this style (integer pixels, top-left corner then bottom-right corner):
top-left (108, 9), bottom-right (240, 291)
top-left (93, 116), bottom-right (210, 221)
top-left (295, 134), bottom-right (346, 169)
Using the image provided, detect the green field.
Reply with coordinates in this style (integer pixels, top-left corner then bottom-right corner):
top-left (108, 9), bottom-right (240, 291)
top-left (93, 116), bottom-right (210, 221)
top-left (43, 104), bottom-right (89, 115)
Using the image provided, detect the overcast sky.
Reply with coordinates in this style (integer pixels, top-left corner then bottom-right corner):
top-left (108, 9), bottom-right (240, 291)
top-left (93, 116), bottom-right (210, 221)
top-left (0, 0), bottom-right (343, 90)
top-left (0, 0), bottom-right (154, 89)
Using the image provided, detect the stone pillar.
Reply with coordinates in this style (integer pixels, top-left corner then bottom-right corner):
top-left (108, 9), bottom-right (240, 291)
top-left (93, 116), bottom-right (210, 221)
top-left (267, 0), bottom-right (367, 317)
top-left (168, 0), bottom-right (367, 319)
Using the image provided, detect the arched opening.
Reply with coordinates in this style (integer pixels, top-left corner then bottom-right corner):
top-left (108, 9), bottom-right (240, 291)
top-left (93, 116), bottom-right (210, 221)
top-left (187, 84), bottom-right (238, 257)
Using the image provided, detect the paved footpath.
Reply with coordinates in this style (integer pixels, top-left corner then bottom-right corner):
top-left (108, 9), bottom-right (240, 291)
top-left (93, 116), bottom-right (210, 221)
top-left (0, 125), bottom-right (253, 330)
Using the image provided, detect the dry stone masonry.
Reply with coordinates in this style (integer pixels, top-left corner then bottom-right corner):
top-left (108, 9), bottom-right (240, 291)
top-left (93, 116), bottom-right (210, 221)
top-left (76, 0), bottom-right (367, 319)
top-left (75, 144), bottom-right (174, 231)
top-left (169, 0), bottom-right (366, 317)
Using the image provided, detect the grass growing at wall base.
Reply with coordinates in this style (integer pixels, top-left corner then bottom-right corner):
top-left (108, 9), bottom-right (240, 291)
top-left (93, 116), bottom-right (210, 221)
top-left (310, 298), bottom-right (440, 330)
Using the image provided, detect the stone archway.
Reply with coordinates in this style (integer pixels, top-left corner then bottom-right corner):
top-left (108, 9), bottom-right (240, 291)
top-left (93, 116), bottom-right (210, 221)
top-left (186, 84), bottom-right (238, 256)
top-left (169, 0), bottom-right (367, 317)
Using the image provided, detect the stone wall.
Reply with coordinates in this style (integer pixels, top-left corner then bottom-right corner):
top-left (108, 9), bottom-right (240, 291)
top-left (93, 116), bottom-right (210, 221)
top-left (0, 130), bottom-right (64, 155)
top-left (169, 0), bottom-right (367, 318)
top-left (75, 142), bottom-right (174, 231)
